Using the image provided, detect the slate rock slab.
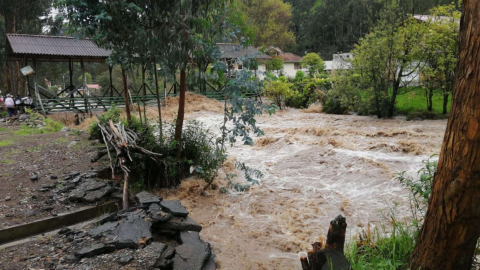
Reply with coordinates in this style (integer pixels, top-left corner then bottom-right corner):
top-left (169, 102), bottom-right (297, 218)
top-left (171, 231), bottom-right (211, 270)
top-left (150, 211), bottom-right (172, 223)
top-left (154, 216), bottom-right (202, 232)
top-left (68, 189), bottom-right (86, 202)
top-left (74, 243), bottom-right (115, 259)
top-left (89, 221), bottom-right (119, 239)
top-left (136, 191), bottom-right (162, 205)
top-left (115, 212), bottom-right (152, 243)
top-left (160, 200), bottom-right (189, 217)
top-left (83, 186), bottom-right (114, 203)
top-left (142, 242), bottom-right (167, 268)
top-left (149, 203), bottom-right (161, 212)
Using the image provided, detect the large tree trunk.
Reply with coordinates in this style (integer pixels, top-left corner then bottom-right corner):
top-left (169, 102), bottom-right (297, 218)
top-left (410, 1), bottom-right (480, 269)
top-left (121, 68), bottom-right (131, 124)
top-left (174, 68), bottom-right (186, 162)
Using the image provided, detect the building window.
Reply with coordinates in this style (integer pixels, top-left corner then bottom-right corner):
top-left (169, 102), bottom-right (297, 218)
top-left (294, 63), bottom-right (301, 70)
top-left (237, 64), bottom-right (243, 70)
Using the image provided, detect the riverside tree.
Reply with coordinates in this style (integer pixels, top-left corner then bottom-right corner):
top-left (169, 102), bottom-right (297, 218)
top-left (419, 4), bottom-right (460, 114)
top-left (410, 1), bottom-right (480, 269)
top-left (352, 5), bottom-right (425, 118)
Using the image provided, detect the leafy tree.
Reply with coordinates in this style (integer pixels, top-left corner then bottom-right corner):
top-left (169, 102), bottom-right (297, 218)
top-left (323, 70), bottom-right (363, 114)
top-left (77, 72), bottom-right (92, 85)
top-left (352, 5), bottom-right (425, 118)
top-left (237, 0), bottom-right (296, 50)
top-left (265, 56), bottom-right (284, 74)
top-left (264, 77), bottom-right (292, 109)
top-left (301, 52), bottom-right (325, 77)
top-left (419, 4), bottom-right (460, 114)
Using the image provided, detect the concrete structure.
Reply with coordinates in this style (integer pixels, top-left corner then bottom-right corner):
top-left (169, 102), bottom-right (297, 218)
top-left (324, 53), bottom-right (353, 72)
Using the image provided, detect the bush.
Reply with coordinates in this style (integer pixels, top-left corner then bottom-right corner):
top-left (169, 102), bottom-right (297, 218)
top-left (264, 78), bottom-right (294, 109)
top-left (323, 71), bottom-right (363, 114)
top-left (285, 78), bottom-right (330, 109)
top-left (88, 104), bottom-right (122, 139)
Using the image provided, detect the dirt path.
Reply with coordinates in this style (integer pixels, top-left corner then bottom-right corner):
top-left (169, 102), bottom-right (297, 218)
top-left (158, 109), bottom-right (447, 270)
top-left (0, 122), bottom-right (108, 228)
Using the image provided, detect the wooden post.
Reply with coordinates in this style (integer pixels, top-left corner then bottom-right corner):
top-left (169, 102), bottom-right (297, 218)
top-left (81, 59), bottom-right (91, 117)
top-left (164, 78), bottom-right (167, 107)
top-left (109, 64), bottom-right (114, 97)
top-left (142, 64), bottom-right (147, 122)
top-left (69, 59), bottom-right (73, 107)
top-left (121, 68), bottom-right (131, 124)
top-left (153, 60), bottom-right (163, 138)
top-left (33, 58), bottom-right (46, 116)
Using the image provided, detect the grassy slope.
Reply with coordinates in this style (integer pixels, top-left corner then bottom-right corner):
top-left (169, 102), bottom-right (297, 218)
top-left (395, 87), bottom-right (451, 115)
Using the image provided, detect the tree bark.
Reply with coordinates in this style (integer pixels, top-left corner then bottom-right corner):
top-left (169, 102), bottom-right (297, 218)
top-left (121, 68), bottom-right (131, 124)
top-left (443, 92), bottom-right (449, 115)
top-left (174, 68), bottom-right (186, 162)
top-left (410, 1), bottom-right (480, 269)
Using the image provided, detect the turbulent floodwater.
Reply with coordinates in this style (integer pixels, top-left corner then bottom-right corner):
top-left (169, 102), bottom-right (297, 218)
top-left (158, 109), bottom-right (447, 270)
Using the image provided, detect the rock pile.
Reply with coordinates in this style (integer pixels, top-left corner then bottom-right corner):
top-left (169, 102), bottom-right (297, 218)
top-left (39, 170), bottom-right (122, 204)
top-left (71, 191), bottom-right (216, 269)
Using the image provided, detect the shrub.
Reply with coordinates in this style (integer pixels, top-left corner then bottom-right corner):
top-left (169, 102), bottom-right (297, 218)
top-left (285, 78), bottom-right (330, 109)
top-left (264, 79), bottom-right (294, 109)
top-left (89, 104), bottom-right (122, 139)
top-left (323, 71), bottom-right (363, 114)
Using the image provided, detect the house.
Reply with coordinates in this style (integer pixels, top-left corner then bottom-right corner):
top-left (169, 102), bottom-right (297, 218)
top-left (324, 53), bottom-right (353, 72)
top-left (264, 46), bottom-right (305, 78)
top-left (218, 43), bottom-right (270, 78)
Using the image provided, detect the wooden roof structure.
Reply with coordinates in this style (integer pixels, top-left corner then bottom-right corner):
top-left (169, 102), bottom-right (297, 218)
top-left (5, 34), bottom-right (111, 62)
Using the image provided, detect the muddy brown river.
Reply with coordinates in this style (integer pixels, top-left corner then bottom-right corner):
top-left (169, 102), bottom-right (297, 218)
top-left (158, 108), bottom-right (447, 270)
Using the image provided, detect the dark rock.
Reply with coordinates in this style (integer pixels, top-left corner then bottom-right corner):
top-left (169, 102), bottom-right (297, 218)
top-left (41, 183), bottom-right (56, 189)
top-left (39, 188), bottom-right (49, 192)
top-left (97, 212), bottom-right (119, 225)
top-left (42, 206), bottom-right (54, 212)
top-left (171, 231), bottom-right (211, 270)
top-left (68, 189), bottom-right (85, 202)
top-left (151, 211), bottom-right (172, 223)
top-left (82, 179), bottom-right (107, 191)
top-left (149, 203), bottom-right (161, 212)
top-left (72, 175), bottom-right (82, 184)
top-left (83, 186), bottom-right (114, 203)
top-left (115, 214), bottom-right (152, 243)
top-left (5, 196), bottom-right (11, 201)
top-left (58, 183), bottom-right (76, 193)
top-left (153, 216), bottom-right (202, 232)
top-left (24, 209), bottom-right (37, 217)
top-left (163, 245), bottom-right (176, 260)
top-left (50, 175), bottom-right (58, 180)
top-left (67, 235), bottom-right (74, 242)
top-left (58, 228), bottom-right (72, 235)
top-left (143, 242), bottom-right (166, 268)
top-left (74, 243), bottom-right (115, 259)
top-left (64, 171), bottom-right (80, 180)
top-left (84, 172), bottom-right (97, 178)
top-left (117, 254), bottom-right (134, 265)
top-left (61, 254), bottom-right (78, 264)
top-left (30, 175), bottom-right (39, 181)
top-left (203, 254), bottom-right (217, 270)
top-left (135, 191), bottom-right (162, 205)
top-left (110, 239), bottom-right (138, 250)
top-left (160, 200), bottom-right (189, 217)
top-left (88, 221), bottom-right (119, 239)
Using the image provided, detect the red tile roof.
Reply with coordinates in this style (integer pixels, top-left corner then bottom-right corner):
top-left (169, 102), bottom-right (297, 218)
top-left (281, 52), bottom-right (302, 62)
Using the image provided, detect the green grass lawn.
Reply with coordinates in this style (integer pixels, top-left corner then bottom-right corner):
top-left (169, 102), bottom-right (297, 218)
top-left (395, 87), bottom-right (451, 115)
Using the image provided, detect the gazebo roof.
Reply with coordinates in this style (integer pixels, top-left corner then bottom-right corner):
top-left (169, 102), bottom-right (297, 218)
top-left (6, 34), bottom-right (111, 62)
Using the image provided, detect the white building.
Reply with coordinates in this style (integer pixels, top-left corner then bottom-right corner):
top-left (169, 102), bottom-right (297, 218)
top-left (218, 43), bottom-right (270, 79)
top-left (324, 53), bottom-right (353, 72)
top-left (264, 47), bottom-right (306, 78)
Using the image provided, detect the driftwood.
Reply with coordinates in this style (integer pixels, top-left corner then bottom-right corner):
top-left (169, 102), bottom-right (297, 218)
top-left (97, 120), bottom-right (162, 210)
top-left (301, 215), bottom-right (351, 270)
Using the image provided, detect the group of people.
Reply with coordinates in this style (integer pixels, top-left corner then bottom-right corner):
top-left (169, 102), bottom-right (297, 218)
top-left (2, 94), bottom-right (35, 118)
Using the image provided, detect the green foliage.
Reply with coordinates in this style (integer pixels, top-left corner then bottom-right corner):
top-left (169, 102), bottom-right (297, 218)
top-left (89, 104), bottom-right (122, 140)
top-left (323, 71), bottom-right (363, 114)
top-left (77, 72), bottom-right (93, 85)
top-left (285, 77), bottom-right (330, 109)
top-left (264, 79), bottom-right (293, 109)
top-left (237, 0), bottom-right (296, 50)
top-left (397, 155), bottom-right (438, 229)
top-left (265, 56), bottom-right (284, 72)
top-left (294, 70), bottom-right (305, 83)
top-left (301, 53), bottom-right (325, 77)
top-left (346, 221), bottom-right (416, 270)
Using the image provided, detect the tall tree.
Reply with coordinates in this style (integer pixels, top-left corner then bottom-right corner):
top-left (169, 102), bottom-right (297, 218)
top-left (410, 1), bottom-right (480, 269)
top-left (238, 0), bottom-right (296, 50)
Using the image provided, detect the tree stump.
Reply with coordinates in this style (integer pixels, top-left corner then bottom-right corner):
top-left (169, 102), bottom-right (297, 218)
top-left (300, 215), bottom-right (351, 270)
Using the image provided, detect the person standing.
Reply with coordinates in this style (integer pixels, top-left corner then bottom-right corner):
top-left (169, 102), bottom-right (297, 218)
top-left (4, 94), bottom-right (16, 118)
top-left (21, 95), bottom-right (34, 110)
